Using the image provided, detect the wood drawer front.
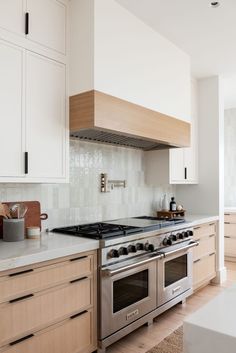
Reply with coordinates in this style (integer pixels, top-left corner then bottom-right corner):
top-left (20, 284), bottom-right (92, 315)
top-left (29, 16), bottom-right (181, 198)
top-left (193, 254), bottom-right (216, 289)
top-left (0, 255), bottom-right (92, 304)
top-left (193, 235), bottom-right (215, 261)
top-left (224, 236), bottom-right (236, 257)
top-left (2, 309), bottom-right (95, 353)
top-left (193, 223), bottom-right (216, 240)
top-left (0, 277), bottom-right (92, 346)
top-left (225, 213), bottom-right (236, 223)
top-left (224, 223), bottom-right (236, 237)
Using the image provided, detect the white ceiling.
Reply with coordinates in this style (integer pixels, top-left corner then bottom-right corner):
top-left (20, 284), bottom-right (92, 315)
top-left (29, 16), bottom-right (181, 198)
top-left (116, 0), bottom-right (236, 79)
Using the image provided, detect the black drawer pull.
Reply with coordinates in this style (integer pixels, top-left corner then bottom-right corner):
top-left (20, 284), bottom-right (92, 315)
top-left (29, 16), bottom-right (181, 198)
top-left (25, 12), bottom-right (29, 35)
top-left (209, 234), bottom-right (215, 238)
top-left (194, 259), bottom-right (201, 264)
top-left (184, 167), bottom-right (187, 180)
top-left (10, 334), bottom-right (34, 346)
top-left (70, 310), bottom-right (88, 320)
top-left (70, 255), bottom-right (87, 262)
top-left (70, 276), bottom-right (87, 284)
top-left (194, 226), bottom-right (201, 230)
top-left (9, 293), bottom-right (34, 303)
top-left (209, 252), bottom-right (215, 257)
top-left (9, 269), bottom-right (34, 277)
top-left (224, 236), bottom-right (231, 239)
top-left (224, 222), bottom-right (230, 224)
top-left (24, 151), bottom-right (29, 174)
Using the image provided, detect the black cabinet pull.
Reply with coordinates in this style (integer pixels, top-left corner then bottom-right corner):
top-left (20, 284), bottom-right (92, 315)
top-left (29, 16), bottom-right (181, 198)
top-left (24, 152), bottom-right (29, 174)
top-left (70, 310), bottom-right (88, 320)
top-left (25, 12), bottom-right (29, 35)
top-left (70, 276), bottom-right (87, 284)
top-left (9, 269), bottom-right (34, 277)
top-left (70, 256), bottom-right (87, 262)
top-left (10, 334), bottom-right (34, 346)
top-left (184, 167), bottom-right (187, 180)
top-left (9, 293), bottom-right (34, 304)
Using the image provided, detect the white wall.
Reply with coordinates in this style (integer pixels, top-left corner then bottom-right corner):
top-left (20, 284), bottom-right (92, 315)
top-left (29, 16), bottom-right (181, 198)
top-left (224, 108), bottom-right (236, 206)
top-left (69, 0), bottom-right (191, 121)
top-left (176, 76), bottom-right (225, 283)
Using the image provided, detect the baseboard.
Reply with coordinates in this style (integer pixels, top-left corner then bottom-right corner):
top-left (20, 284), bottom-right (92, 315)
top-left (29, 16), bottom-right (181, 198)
top-left (211, 266), bottom-right (227, 284)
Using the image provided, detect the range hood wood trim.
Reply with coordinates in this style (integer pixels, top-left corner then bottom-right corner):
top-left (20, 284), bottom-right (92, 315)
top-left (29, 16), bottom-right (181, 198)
top-left (70, 90), bottom-right (190, 148)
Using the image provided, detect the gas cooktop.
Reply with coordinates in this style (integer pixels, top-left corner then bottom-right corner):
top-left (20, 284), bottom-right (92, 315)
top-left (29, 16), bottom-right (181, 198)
top-left (52, 216), bottom-right (186, 240)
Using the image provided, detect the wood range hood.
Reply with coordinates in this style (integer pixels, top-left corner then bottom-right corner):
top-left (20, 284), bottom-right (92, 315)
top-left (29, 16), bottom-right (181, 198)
top-left (69, 90), bottom-right (191, 151)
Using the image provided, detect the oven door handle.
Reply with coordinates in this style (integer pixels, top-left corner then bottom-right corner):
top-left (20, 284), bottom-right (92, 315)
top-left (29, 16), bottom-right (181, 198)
top-left (102, 253), bottom-right (164, 277)
top-left (162, 241), bottom-right (199, 258)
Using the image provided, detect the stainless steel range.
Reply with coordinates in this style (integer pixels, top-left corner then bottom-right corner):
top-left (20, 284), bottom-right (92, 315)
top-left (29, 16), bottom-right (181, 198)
top-left (53, 216), bottom-right (199, 353)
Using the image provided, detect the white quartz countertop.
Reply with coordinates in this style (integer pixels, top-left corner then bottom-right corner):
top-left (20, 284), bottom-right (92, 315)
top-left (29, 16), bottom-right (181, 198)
top-left (184, 214), bottom-right (219, 226)
top-left (0, 232), bottom-right (99, 272)
top-left (225, 207), bottom-right (236, 212)
top-left (0, 214), bottom-right (218, 273)
top-left (184, 285), bottom-right (236, 353)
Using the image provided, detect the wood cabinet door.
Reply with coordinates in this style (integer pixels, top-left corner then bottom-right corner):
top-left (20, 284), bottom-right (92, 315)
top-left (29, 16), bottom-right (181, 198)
top-left (25, 51), bottom-right (66, 180)
top-left (0, 0), bottom-right (25, 36)
top-left (26, 0), bottom-right (66, 54)
top-left (0, 40), bottom-right (25, 177)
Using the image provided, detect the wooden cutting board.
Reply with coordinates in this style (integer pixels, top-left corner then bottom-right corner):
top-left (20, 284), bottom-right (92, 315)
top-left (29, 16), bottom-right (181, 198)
top-left (0, 201), bottom-right (48, 237)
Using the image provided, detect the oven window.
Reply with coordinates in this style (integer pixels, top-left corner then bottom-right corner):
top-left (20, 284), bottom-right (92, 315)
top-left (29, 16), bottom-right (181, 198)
top-left (164, 254), bottom-right (187, 287)
top-left (113, 270), bottom-right (148, 313)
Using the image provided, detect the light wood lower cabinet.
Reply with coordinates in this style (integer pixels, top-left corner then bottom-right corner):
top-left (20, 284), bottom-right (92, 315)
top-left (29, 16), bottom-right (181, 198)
top-left (0, 251), bottom-right (97, 353)
top-left (224, 212), bottom-right (236, 259)
top-left (2, 309), bottom-right (94, 353)
top-left (192, 222), bottom-right (217, 291)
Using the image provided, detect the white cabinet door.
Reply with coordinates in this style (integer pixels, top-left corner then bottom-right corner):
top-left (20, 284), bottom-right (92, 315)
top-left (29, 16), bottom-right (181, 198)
top-left (26, 0), bottom-right (66, 54)
top-left (169, 148), bottom-right (185, 182)
top-left (26, 52), bottom-right (66, 179)
top-left (0, 0), bottom-right (25, 36)
top-left (0, 40), bottom-right (25, 177)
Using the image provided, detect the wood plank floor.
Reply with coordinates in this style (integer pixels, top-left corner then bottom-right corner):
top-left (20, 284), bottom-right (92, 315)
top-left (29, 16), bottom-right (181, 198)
top-left (107, 261), bottom-right (236, 353)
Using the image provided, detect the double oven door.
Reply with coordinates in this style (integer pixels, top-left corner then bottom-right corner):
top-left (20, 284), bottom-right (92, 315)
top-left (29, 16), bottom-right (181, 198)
top-left (100, 257), bottom-right (158, 339)
top-left (157, 246), bottom-right (193, 307)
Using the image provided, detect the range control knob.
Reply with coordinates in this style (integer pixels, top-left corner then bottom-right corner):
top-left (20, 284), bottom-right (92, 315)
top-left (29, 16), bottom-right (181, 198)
top-left (171, 234), bottom-right (177, 241)
top-left (148, 244), bottom-right (155, 252)
top-left (128, 245), bottom-right (137, 253)
top-left (144, 243), bottom-right (155, 252)
top-left (136, 243), bottom-right (144, 251)
top-left (187, 230), bottom-right (193, 237)
top-left (118, 247), bottom-right (128, 256)
top-left (109, 249), bottom-right (119, 258)
top-left (162, 237), bottom-right (172, 246)
top-left (178, 232), bottom-right (184, 239)
top-left (183, 231), bottom-right (189, 238)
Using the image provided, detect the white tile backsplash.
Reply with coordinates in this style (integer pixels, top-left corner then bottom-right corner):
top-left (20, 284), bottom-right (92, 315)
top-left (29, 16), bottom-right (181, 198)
top-left (0, 140), bottom-right (175, 229)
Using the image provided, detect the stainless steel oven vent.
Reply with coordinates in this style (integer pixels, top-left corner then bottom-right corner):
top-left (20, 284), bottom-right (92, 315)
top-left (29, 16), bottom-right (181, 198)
top-left (70, 129), bottom-right (171, 151)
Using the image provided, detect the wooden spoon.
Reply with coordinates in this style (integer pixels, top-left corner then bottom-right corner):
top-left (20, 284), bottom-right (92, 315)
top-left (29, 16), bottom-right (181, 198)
top-left (3, 204), bottom-right (11, 219)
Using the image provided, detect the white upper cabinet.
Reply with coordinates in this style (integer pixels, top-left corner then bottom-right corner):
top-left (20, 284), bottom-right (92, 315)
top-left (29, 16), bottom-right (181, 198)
top-left (26, 52), bottom-right (66, 179)
top-left (0, 0), bottom-right (25, 36)
top-left (0, 40), bottom-right (24, 177)
top-left (26, 0), bottom-right (66, 54)
top-left (145, 79), bottom-right (198, 186)
top-left (169, 79), bottom-right (198, 184)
